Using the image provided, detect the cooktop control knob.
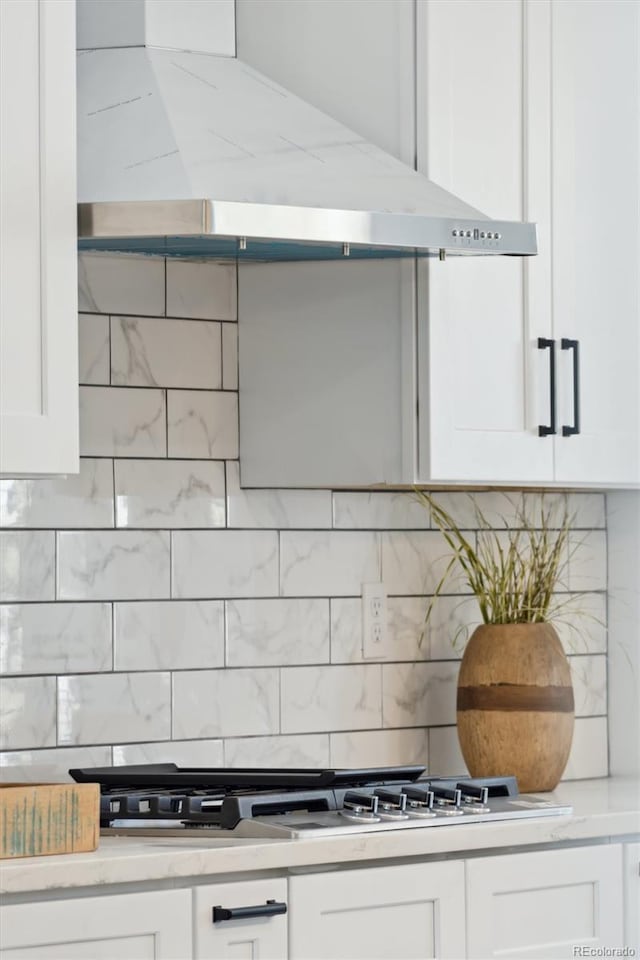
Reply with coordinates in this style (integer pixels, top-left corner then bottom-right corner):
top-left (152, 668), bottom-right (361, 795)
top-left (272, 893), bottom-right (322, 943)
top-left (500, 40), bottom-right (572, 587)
top-left (373, 788), bottom-right (409, 820)
top-left (457, 783), bottom-right (490, 812)
top-left (341, 791), bottom-right (380, 823)
top-left (428, 785), bottom-right (465, 815)
top-left (402, 785), bottom-right (437, 818)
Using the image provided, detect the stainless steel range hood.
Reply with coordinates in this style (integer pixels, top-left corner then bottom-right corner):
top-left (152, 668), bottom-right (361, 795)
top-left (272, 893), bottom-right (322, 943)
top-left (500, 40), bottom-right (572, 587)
top-left (77, 1), bottom-right (536, 262)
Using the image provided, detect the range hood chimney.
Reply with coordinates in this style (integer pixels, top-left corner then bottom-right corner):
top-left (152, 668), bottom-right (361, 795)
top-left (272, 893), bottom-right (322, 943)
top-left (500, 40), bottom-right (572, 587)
top-left (77, 0), bottom-right (537, 261)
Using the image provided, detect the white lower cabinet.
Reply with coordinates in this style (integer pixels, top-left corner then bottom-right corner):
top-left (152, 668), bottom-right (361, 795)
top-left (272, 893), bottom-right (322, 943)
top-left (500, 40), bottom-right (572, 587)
top-left (288, 860), bottom-right (466, 959)
top-left (0, 889), bottom-right (192, 959)
top-left (624, 842), bottom-right (640, 951)
top-left (0, 843), bottom-right (634, 960)
top-left (194, 877), bottom-right (288, 959)
top-left (466, 845), bottom-right (624, 959)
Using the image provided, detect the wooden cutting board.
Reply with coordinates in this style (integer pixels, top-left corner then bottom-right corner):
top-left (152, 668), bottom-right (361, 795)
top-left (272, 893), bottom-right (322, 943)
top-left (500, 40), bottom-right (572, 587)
top-left (0, 782), bottom-right (100, 858)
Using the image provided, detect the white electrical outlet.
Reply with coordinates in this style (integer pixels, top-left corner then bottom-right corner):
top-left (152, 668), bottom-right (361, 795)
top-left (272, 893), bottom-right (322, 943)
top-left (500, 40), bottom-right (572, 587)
top-left (362, 582), bottom-right (389, 659)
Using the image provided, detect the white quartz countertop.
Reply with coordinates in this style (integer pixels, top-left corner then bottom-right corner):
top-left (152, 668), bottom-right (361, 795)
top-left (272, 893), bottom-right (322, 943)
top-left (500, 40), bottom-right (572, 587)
top-left (1, 777), bottom-right (638, 896)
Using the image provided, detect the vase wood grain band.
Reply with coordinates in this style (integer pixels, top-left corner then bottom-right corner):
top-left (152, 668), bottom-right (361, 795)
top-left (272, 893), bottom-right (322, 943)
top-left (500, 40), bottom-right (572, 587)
top-left (457, 684), bottom-right (575, 713)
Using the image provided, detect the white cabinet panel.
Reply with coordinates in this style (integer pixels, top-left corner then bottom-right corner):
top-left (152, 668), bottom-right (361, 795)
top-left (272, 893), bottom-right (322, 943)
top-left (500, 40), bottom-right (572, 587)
top-left (0, 890), bottom-right (192, 960)
top-left (194, 878), bottom-right (287, 959)
top-left (0, 0), bottom-right (78, 475)
top-left (417, 0), bottom-right (554, 483)
top-left (466, 845), bottom-right (624, 958)
top-left (289, 860), bottom-right (466, 959)
top-left (551, 0), bottom-right (639, 485)
top-left (624, 842), bottom-right (640, 950)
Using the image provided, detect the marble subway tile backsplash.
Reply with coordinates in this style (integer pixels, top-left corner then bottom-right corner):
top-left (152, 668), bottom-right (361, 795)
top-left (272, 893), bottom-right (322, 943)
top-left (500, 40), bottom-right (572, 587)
top-left (0, 255), bottom-right (610, 782)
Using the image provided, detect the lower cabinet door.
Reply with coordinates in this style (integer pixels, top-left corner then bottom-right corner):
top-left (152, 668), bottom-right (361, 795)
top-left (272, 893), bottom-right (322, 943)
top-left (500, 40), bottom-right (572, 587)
top-left (194, 877), bottom-right (288, 959)
top-left (624, 842), bottom-right (640, 951)
top-left (466, 844), bottom-right (624, 958)
top-left (288, 860), bottom-right (466, 960)
top-left (0, 889), bottom-right (192, 959)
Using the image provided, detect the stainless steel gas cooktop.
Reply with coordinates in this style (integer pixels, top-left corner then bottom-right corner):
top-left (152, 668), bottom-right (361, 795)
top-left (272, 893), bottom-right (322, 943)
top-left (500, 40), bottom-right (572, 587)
top-left (70, 765), bottom-right (572, 840)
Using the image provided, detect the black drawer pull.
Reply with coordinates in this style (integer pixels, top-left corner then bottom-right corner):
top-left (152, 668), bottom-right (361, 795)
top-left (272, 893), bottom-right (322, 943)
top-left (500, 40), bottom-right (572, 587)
top-left (537, 337), bottom-right (557, 436)
top-left (212, 899), bottom-right (287, 924)
top-left (561, 338), bottom-right (581, 436)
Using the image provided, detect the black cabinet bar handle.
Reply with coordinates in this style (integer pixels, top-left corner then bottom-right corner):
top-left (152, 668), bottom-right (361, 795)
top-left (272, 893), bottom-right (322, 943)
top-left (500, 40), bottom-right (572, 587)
top-left (212, 900), bottom-right (287, 924)
top-left (537, 337), bottom-right (556, 436)
top-left (561, 338), bottom-right (581, 436)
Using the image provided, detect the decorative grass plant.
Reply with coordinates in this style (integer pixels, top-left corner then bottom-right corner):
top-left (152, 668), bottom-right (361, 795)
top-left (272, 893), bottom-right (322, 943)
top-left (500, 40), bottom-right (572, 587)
top-left (413, 491), bottom-right (576, 632)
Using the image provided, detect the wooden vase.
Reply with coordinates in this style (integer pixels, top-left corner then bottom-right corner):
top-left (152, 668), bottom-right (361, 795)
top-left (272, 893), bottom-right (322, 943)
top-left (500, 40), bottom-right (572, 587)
top-left (456, 623), bottom-right (574, 793)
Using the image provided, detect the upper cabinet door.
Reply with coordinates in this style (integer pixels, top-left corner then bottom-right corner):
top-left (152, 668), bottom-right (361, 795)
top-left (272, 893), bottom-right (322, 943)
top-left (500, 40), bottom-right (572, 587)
top-left (552, 0), bottom-right (639, 485)
top-left (416, 0), bottom-right (555, 483)
top-left (0, 0), bottom-right (78, 475)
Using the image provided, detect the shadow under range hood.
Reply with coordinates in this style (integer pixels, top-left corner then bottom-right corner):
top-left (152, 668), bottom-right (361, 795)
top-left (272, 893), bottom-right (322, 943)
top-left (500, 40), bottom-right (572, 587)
top-left (77, 0), bottom-right (537, 262)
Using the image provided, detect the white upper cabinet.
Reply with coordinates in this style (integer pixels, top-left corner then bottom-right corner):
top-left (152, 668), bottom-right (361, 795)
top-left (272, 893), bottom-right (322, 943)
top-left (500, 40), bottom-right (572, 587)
top-left (551, 0), bottom-right (639, 484)
top-left (421, 0), bottom-right (639, 486)
top-left (417, 0), bottom-right (554, 483)
top-left (0, 0), bottom-right (78, 476)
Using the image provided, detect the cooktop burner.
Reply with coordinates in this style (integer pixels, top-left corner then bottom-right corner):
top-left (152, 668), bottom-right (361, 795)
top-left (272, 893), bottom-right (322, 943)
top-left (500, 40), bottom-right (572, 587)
top-left (70, 764), bottom-right (572, 839)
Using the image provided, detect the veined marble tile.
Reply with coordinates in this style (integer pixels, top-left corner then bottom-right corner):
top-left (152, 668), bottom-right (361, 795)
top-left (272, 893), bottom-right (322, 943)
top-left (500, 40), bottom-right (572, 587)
top-left (0, 745), bottom-right (112, 783)
top-left (224, 734), bottom-right (330, 768)
top-left (78, 313), bottom-right (110, 385)
top-left (172, 530), bottom-right (278, 599)
top-left (562, 716), bottom-right (608, 780)
top-left (226, 461), bottom-right (331, 529)
top-left (329, 598), bottom-right (361, 662)
top-left (58, 672), bottom-right (171, 745)
top-left (111, 316), bottom-right (221, 389)
top-left (166, 260), bottom-right (237, 321)
top-left (222, 322), bottom-right (238, 390)
top-left (330, 597), bottom-right (432, 663)
top-left (167, 390), bottom-right (238, 459)
top-left (80, 386), bottom-right (167, 458)
top-left (0, 603), bottom-right (112, 675)
top-left (114, 600), bottom-right (224, 671)
top-left (58, 531), bottom-right (170, 600)
top-left (0, 676), bottom-right (56, 750)
top-left (173, 669), bottom-right (279, 739)
top-left (280, 664), bottom-right (382, 734)
top-left (570, 654), bottom-right (607, 717)
top-left (0, 531), bottom-right (55, 602)
top-left (115, 459), bottom-right (225, 528)
top-left (554, 593), bottom-right (607, 655)
top-left (382, 661), bottom-right (459, 728)
top-left (381, 531), bottom-right (467, 596)
top-left (280, 531), bottom-right (380, 597)
top-left (113, 739), bottom-right (224, 767)
top-left (332, 492), bottom-right (432, 530)
top-left (329, 728), bottom-right (429, 769)
top-left (226, 598), bottom-right (329, 667)
top-left (430, 491), bottom-right (523, 530)
top-left (78, 253), bottom-right (165, 316)
top-left (428, 726), bottom-right (468, 777)
top-left (521, 492), bottom-right (605, 530)
top-left (426, 595), bottom-right (482, 661)
top-left (568, 531), bottom-right (607, 591)
top-left (0, 459), bottom-right (114, 529)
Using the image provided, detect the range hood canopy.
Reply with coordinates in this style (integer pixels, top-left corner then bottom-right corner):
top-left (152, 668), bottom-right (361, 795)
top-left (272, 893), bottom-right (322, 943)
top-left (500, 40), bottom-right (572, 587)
top-left (77, 1), bottom-right (536, 262)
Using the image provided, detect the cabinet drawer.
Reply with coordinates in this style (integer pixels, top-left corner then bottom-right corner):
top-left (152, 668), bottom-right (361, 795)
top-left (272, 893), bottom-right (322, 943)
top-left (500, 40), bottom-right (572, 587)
top-left (0, 890), bottom-right (192, 959)
top-left (194, 877), bottom-right (288, 959)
